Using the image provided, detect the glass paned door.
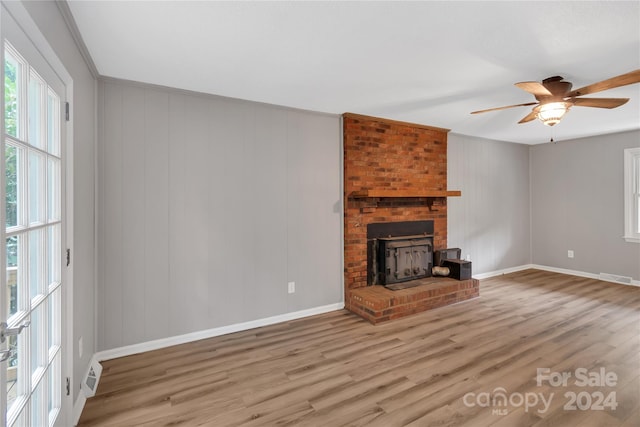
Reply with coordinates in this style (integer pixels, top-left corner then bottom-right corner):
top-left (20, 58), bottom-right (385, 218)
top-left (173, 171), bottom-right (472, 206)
top-left (1, 5), bottom-right (66, 425)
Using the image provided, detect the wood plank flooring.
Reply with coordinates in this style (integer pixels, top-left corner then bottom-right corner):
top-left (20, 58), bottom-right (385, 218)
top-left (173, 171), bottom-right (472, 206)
top-left (78, 270), bottom-right (640, 426)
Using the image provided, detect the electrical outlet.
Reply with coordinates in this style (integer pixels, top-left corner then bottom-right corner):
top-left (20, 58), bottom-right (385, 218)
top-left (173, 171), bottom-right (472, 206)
top-left (568, 250), bottom-right (574, 259)
top-left (288, 281), bottom-right (295, 294)
top-left (79, 336), bottom-right (83, 359)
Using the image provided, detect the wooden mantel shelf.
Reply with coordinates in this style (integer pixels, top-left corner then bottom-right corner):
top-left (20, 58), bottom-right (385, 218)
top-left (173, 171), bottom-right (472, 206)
top-left (349, 190), bottom-right (461, 198)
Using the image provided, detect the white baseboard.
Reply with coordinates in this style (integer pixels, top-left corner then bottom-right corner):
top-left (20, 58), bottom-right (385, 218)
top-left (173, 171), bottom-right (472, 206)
top-left (95, 302), bottom-right (345, 362)
top-left (475, 263), bottom-right (640, 287)
top-left (73, 302), bottom-right (343, 423)
top-left (72, 392), bottom-right (86, 426)
top-left (75, 266), bottom-right (636, 424)
top-left (72, 355), bottom-right (102, 425)
top-left (530, 264), bottom-right (640, 287)
top-left (474, 264), bottom-right (535, 279)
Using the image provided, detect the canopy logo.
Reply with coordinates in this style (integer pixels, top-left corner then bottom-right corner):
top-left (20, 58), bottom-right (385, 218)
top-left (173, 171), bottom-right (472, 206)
top-left (462, 388), bottom-right (553, 415)
top-left (462, 367), bottom-right (618, 416)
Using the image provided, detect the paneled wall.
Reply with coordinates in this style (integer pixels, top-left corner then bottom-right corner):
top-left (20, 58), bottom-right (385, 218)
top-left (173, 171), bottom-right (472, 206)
top-left (97, 80), bottom-right (342, 351)
top-left (530, 130), bottom-right (640, 281)
top-left (447, 133), bottom-right (531, 274)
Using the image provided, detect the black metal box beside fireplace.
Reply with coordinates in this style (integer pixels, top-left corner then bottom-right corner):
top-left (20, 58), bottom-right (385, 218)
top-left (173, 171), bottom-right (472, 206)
top-left (442, 259), bottom-right (472, 280)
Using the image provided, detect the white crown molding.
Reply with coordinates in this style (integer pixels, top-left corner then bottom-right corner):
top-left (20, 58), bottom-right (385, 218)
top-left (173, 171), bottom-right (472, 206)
top-left (55, 0), bottom-right (100, 78)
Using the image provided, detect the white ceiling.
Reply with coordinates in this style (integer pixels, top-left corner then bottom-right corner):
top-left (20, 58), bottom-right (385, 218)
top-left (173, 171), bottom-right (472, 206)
top-left (67, 1), bottom-right (640, 144)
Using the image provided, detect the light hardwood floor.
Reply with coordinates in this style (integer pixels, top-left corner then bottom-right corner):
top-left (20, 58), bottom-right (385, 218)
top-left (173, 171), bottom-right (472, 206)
top-left (78, 270), bottom-right (640, 426)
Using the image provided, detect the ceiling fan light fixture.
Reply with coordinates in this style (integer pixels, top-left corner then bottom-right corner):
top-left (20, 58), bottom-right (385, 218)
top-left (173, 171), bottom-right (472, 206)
top-left (536, 101), bottom-right (571, 126)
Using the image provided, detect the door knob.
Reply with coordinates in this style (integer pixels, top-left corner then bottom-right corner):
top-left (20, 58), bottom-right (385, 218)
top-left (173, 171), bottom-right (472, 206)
top-left (0, 348), bottom-right (13, 362)
top-left (0, 321), bottom-right (30, 343)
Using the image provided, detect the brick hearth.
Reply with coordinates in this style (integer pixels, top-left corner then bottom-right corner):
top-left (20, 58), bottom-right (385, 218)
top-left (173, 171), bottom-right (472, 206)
top-left (346, 277), bottom-right (480, 324)
top-left (343, 113), bottom-right (478, 323)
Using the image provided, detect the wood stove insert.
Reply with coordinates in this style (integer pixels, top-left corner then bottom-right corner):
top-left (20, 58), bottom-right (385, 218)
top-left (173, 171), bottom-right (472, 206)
top-left (368, 220), bottom-right (434, 287)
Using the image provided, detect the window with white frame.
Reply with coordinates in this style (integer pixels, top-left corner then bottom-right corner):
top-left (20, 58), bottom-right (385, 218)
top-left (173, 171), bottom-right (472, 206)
top-left (624, 147), bottom-right (640, 243)
top-left (4, 40), bottom-right (63, 426)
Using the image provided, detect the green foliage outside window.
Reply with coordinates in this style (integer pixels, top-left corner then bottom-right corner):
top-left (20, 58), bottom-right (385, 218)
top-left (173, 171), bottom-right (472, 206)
top-left (4, 57), bottom-right (19, 365)
top-left (5, 58), bottom-right (18, 267)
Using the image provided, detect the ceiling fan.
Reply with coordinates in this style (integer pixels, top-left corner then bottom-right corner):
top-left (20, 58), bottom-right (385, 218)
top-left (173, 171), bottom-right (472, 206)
top-left (471, 69), bottom-right (640, 126)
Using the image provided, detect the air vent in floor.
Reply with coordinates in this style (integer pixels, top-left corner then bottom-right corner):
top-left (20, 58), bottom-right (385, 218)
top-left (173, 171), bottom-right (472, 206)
top-left (599, 272), bottom-right (632, 285)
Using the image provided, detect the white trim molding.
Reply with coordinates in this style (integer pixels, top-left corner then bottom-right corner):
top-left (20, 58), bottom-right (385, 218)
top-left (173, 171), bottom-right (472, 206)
top-left (87, 264), bottom-right (640, 363)
top-left (55, 0), bottom-right (100, 78)
top-left (475, 264), bottom-right (639, 287)
top-left (95, 302), bottom-right (344, 362)
top-left (623, 147), bottom-right (640, 243)
top-left (71, 264), bottom-right (640, 424)
top-left (532, 264), bottom-right (640, 286)
top-left (531, 264), bottom-right (640, 287)
top-left (72, 393), bottom-right (86, 426)
top-left (72, 354), bottom-right (103, 425)
top-left (473, 264), bottom-right (535, 280)
top-left (73, 302), bottom-right (342, 423)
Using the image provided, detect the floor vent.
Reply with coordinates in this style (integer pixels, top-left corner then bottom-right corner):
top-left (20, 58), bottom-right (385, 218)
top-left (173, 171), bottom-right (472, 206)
top-left (599, 272), bottom-right (632, 285)
top-left (81, 357), bottom-right (103, 397)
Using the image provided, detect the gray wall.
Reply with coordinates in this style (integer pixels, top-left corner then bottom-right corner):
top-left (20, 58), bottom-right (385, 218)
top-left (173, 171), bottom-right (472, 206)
top-left (531, 130), bottom-right (640, 281)
top-left (447, 133), bottom-right (531, 275)
top-left (21, 1), bottom-right (96, 402)
top-left (96, 79), bottom-right (342, 351)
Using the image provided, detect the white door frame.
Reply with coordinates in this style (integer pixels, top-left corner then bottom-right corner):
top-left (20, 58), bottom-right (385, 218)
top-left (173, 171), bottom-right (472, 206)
top-left (1, 2), bottom-right (74, 425)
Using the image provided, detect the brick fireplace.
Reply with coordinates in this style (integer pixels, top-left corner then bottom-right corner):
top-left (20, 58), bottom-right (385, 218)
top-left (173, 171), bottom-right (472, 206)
top-left (343, 113), bottom-right (479, 323)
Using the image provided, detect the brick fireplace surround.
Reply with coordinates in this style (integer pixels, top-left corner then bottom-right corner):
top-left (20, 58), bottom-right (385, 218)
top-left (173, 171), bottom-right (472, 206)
top-left (343, 113), bottom-right (479, 324)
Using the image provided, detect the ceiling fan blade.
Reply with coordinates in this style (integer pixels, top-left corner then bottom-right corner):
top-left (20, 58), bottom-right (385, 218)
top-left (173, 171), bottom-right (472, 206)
top-left (572, 97), bottom-right (630, 109)
top-left (567, 69), bottom-right (640, 97)
top-left (514, 81), bottom-right (552, 96)
top-left (471, 102), bottom-right (538, 115)
top-left (518, 110), bottom-right (538, 124)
